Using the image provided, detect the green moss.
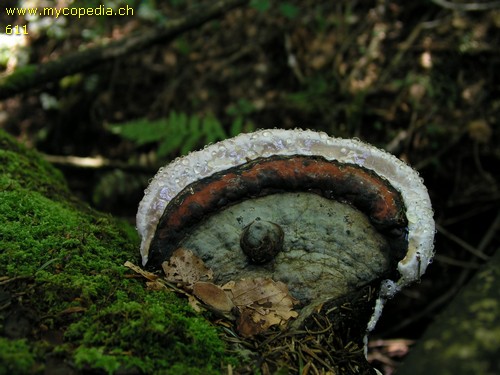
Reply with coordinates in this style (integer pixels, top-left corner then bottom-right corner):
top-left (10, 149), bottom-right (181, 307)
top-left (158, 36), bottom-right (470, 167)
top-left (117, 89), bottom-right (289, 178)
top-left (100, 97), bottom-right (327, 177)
top-left (0, 130), bottom-right (235, 374)
top-left (0, 132), bottom-right (69, 202)
top-left (0, 64), bottom-right (37, 93)
top-left (66, 288), bottom-right (227, 374)
top-left (0, 338), bottom-right (37, 375)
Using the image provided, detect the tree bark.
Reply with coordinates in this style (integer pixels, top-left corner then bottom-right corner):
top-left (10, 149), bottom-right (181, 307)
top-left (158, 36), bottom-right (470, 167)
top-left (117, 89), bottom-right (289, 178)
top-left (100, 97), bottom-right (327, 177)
top-left (0, 0), bottom-right (249, 100)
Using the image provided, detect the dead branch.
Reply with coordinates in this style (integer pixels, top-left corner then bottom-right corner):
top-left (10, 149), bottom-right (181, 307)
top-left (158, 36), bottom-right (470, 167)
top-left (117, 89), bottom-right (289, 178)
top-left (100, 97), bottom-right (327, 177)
top-left (0, 0), bottom-right (249, 100)
top-left (431, 0), bottom-right (500, 11)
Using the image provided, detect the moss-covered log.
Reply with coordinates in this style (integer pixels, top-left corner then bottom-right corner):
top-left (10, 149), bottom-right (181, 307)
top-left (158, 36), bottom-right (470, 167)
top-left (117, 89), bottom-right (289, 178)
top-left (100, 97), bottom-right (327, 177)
top-left (396, 250), bottom-right (500, 375)
top-left (0, 129), bottom-right (236, 374)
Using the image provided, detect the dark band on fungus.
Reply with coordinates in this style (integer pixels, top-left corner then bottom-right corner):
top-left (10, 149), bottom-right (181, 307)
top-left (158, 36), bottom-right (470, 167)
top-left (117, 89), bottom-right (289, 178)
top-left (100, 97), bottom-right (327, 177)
top-left (146, 155), bottom-right (408, 269)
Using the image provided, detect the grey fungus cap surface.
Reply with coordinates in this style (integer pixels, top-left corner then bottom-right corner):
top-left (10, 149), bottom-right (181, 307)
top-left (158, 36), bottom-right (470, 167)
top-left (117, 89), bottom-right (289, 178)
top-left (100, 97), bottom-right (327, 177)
top-left (137, 129), bottom-right (435, 295)
top-left (177, 192), bottom-right (397, 305)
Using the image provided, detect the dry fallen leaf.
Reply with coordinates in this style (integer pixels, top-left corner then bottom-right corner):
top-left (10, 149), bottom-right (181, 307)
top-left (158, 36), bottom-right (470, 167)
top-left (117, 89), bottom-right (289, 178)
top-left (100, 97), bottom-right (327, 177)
top-left (126, 259), bottom-right (298, 336)
top-left (124, 259), bottom-right (204, 313)
top-left (235, 309), bottom-right (264, 338)
top-left (124, 260), bottom-right (158, 282)
top-left (468, 119), bottom-right (492, 143)
top-left (187, 294), bottom-right (203, 313)
top-left (146, 280), bottom-right (167, 291)
top-left (193, 282), bottom-right (235, 314)
top-left (125, 260), bottom-right (196, 297)
top-left (124, 261), bottom-right (173, 291)
top-left (223, 278), bottom-right (299, 337)
top-left (162, 248), bottom-right (213, 288)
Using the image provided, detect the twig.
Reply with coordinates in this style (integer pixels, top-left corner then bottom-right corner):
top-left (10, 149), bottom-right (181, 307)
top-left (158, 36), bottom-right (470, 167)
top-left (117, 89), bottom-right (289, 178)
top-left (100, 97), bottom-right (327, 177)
top-left (414, 130), bottom-right (466, 171)
top-left (377, 22), bottom-right (423, 89)
top-left (382, 268), bottom-right (470, 336)
top-left (477, 209), bottom-right (500, 253)
top-left (441, 205), bottom-right (494, 226)
top-left (385, 130), bottom-right (409, 154)
top-left (42, 153), bottom-right (159, 174)
top-left (0, 0), bottom-right (250, 99)
top-left (284, 34), bottom-right (305, 84)
top-left (0, 275), bottom-right (32, 285)
top-left (368, 338), bottom-right (415, 348)
top-left (431, 0), bottom-right (500, 11)
top-left (434, 254), bottom-right (481, 269)
top-left (43, 154), bottom-right (120, 169)
top-left (473, 142), bottom-right (496, 184)
top-left (436, 223), bottom-right (490, 260)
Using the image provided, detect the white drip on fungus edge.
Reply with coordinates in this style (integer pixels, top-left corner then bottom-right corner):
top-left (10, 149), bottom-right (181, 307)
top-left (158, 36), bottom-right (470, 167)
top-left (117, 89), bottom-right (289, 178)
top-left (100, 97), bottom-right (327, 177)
top-left (136, 129), bottom-right (435, 328)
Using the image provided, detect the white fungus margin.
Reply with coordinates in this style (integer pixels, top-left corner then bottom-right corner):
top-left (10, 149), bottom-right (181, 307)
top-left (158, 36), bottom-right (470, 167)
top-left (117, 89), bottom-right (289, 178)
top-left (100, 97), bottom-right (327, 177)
top-left (137, 129), bottom-right (435, 325)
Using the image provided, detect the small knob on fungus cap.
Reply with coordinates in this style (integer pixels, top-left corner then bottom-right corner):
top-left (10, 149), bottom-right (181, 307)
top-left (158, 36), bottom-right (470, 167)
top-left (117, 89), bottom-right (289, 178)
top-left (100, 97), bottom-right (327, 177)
top-left (240, 220), bottom-right (284, 264)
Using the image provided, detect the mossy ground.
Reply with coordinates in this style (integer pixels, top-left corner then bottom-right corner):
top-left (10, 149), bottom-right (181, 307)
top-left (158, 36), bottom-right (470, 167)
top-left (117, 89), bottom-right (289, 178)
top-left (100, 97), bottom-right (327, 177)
top-left (0, 130), bottom-right (235, 374)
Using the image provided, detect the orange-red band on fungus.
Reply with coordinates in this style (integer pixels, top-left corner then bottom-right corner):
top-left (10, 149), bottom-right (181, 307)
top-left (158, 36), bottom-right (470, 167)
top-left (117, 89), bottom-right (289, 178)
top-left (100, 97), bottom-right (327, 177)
top-left (146, 155), bottom-right (407, 269)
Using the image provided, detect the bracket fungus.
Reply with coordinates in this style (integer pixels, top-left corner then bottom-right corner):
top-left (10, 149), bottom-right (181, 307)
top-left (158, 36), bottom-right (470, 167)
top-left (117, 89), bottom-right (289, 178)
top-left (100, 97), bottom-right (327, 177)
top-left (136, 129), bottom-right (435, 373)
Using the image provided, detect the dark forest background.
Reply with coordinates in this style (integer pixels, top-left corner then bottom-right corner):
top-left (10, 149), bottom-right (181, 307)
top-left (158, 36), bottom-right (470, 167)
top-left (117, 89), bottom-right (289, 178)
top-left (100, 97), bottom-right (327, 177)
top-left (1, 0), bottom-right (499, 373)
